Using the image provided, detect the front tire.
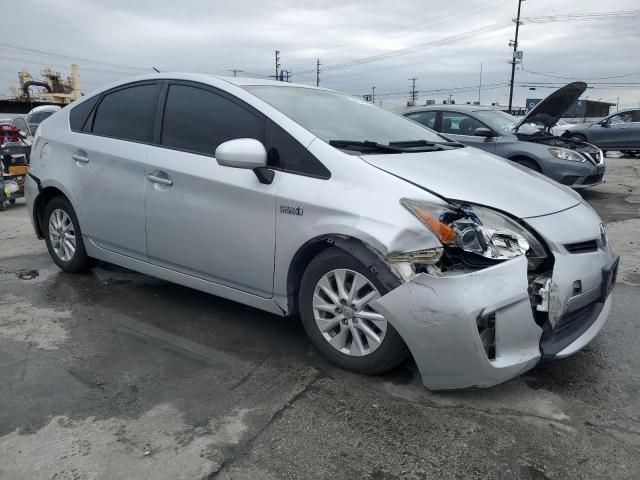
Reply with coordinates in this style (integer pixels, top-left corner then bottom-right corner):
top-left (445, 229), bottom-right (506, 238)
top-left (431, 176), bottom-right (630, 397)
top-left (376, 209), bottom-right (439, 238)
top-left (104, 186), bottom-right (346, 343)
top-left (43, 196), bottom-right (95, 273)
top-left (299, 247), bottom-right (409, 374)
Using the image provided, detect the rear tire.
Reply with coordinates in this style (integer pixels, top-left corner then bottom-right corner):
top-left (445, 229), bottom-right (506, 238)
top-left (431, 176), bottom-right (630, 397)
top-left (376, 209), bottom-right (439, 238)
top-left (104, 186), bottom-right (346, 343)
top-left (299, 247), bottom-right (409, 374)
top-left (43, 196), bottom-right (96, 273)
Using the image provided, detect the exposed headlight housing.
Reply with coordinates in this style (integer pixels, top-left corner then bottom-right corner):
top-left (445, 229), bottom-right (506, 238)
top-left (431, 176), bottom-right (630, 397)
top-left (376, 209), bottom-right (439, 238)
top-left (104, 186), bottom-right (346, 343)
top-left (548, 147), bottom-right (585, 162)
top-left (399, 199), bottom-right (547, 268)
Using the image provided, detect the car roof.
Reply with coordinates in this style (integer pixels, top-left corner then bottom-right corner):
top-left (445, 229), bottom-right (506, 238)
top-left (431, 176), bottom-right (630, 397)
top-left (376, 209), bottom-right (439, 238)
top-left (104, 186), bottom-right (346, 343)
top-left (83, 72), bottom-right (335, 96)
top-left (28, 105), bottom-right (62, 114)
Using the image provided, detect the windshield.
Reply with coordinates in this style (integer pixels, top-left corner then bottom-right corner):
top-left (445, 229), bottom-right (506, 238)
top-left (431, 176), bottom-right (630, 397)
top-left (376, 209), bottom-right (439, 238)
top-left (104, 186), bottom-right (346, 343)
top-left (244, 86), bottom-right (448, 146)
top-left (473, 109), bottom-right (540, 135)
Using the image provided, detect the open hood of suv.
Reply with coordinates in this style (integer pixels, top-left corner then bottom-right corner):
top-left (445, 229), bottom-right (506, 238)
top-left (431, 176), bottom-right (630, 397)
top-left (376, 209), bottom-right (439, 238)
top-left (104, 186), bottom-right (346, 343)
top-left (515, 81), bottom-right (587, 132)
top-left (363, 147), bottom-right (581, 219)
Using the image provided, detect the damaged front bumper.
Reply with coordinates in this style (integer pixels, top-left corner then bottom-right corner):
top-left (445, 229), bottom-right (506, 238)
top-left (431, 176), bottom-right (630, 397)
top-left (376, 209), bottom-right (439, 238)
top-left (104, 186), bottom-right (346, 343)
top-left (372, 248), bottom-right (617, 391)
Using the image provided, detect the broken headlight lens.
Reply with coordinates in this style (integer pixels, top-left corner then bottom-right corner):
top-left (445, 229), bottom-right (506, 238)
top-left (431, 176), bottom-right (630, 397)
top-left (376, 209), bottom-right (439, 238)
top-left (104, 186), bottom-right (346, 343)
top-left (548, 147), bottom-right (585, 162)
top-left (401, 199), bottom-right (547, 268)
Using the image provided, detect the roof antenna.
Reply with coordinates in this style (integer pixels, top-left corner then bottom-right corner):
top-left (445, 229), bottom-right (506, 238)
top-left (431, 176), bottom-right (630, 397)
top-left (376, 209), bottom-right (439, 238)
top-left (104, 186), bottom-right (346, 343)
top-left (152, 67), bottom-right (160, 73)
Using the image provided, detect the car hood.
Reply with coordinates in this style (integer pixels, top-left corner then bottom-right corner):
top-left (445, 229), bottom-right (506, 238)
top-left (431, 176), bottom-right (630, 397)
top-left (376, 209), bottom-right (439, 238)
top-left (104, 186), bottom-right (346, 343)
top-left (515, 81), bottom-right (587, 132)
top-left (363, 147), bottom-right (581, 218)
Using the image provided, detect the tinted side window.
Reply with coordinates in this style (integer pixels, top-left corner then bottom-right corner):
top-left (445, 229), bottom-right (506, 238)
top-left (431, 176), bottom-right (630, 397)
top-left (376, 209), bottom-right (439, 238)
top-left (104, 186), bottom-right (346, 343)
top-left (92, 83), bottom-right (158, 142)
top-left (161, 84), bottom-right (264, 155)
top-left (406, 111), bottom-right (437, 129)
top-left (441, 112), bottom-right (486, 135)
top-left (267, 121), bottom-right (330, 179)
top-left (70, 95), bottom-right (100, 132)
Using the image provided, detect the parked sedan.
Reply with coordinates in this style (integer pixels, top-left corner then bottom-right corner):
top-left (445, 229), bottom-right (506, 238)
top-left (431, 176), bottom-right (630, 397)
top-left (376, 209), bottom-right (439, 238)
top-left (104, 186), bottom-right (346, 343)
top-left (26, 105), bottom-right (61, 134)
top-left (405, 82), bottom-right (605, 188)
top-left (26, 74), bottom-right (618, 390)
top-left (564, 109), bottom-right (640, 155)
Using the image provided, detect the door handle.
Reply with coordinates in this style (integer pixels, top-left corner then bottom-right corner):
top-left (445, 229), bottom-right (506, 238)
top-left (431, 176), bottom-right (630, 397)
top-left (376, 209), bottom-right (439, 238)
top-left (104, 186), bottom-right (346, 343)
top-left (147, 173), bottom-right (173, 186)
top-left (72, 153), bottom-right (89, 163)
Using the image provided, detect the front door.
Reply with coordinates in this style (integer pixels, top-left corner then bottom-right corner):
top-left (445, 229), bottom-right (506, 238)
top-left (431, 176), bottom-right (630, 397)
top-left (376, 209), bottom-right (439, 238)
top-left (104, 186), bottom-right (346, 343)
top-left (144, 82), bottom-right (277, 298)
top-left (439, 111), bottom-right (497, 153)
top-left (67, 82), bottom-right (160, 259)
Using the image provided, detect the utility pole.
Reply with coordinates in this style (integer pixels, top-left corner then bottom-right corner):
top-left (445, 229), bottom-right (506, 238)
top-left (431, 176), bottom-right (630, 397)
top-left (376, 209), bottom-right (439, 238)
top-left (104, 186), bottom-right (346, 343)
top-left (478, 61), bottom-right (483, 105)
top-left (409, 77), bottom-right (418, 103)
top-left (372, 86), bottom-right (375, 103)
top-left (228, 69), bottom-right (244, 77)
top-left (275, 50), bottom-right (281, 81)
top-left (508, 0), bottom-right (524, 113)
top-left (316, 58), bottom-right (321, 87)
top-left (285, 70), bottom-right (292, 82)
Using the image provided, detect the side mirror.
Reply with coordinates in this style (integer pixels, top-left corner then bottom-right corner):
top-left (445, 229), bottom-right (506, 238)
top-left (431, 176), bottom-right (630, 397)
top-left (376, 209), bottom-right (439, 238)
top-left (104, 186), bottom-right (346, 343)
top-left (215, 138), bottom-right (274, 184)
top-left (600, 121), bottom-right (610, 128)
top-left (474, 127), bottom-right (496, 138)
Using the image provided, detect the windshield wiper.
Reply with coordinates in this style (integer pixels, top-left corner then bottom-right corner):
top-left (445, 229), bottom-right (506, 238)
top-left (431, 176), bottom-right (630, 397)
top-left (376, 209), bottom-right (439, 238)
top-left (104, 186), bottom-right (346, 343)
top-left (329, 140), bottom-right (405, 153)
top-left (389, 140), bottom-right (464, 149)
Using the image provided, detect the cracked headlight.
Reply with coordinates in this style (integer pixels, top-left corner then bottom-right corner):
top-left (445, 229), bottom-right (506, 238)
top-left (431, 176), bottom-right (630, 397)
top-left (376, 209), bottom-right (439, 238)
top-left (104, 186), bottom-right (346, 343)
top-left (548, 147), bottom-right (585, 162)
top-left (401, 199), bottom-right (547, 268)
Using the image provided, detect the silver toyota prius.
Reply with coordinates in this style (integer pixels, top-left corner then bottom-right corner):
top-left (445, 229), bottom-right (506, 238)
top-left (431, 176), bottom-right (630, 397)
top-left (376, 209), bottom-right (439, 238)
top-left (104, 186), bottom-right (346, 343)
top-left (25, 74), bottom-right (619, 390)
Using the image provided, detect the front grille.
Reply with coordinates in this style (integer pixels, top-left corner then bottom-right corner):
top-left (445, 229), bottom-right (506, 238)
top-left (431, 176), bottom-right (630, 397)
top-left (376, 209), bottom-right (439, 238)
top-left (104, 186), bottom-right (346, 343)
top-left (540, 300), bottom-right (604, 358)
top-left (588, 151), bottom-right (604, 165)
top-left (565, 240), bottom-right (598, 254)
top-left (583, 173), bottom-right (604, 185)
top-left (553, 302), bottom-right (600, 341)
top-left (560, 175), bottom-right (578, 185)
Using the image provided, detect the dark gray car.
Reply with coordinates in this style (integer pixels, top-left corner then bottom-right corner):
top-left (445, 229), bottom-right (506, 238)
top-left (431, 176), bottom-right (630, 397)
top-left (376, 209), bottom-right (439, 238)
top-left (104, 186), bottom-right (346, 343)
top-left (405, 82), bottom-right (605, 188)
top-left (564, 109), bottom-right (640, 154)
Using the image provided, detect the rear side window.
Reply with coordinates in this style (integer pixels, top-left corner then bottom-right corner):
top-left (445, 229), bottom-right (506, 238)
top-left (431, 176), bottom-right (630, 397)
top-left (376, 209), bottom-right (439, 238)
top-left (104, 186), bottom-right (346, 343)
top-left (267, 121), bottom-right (330, 179)
top-left (92, 83), bottom-right (158, 142)
top-left (161, 84), bottom-right (264, 156)
top-left (406, 111), bottom-right (437, 129)
top-left (69, 95), bottom-right (100, 132)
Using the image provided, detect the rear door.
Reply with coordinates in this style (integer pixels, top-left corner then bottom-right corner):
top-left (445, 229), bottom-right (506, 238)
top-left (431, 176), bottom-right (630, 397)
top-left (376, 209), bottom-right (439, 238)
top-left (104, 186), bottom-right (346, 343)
top-left (67, 81), bottom-right (161, 259)
top-left (438, 111), bottom-right (497, 153)
top-left (596, 111), bottom-right (639, 149)
top-left (144, 81), bottom-right (277, 298)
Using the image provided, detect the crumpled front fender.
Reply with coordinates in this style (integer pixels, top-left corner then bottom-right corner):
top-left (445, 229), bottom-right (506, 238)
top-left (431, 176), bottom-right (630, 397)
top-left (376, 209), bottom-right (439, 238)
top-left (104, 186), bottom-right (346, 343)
top-left (372, 256), bottom-right (542, 390)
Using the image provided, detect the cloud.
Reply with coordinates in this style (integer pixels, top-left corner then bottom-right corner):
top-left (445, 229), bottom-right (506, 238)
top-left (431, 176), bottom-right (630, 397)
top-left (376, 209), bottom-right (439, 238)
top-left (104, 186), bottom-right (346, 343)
top-left (2, 0), bottom-right (639, 108)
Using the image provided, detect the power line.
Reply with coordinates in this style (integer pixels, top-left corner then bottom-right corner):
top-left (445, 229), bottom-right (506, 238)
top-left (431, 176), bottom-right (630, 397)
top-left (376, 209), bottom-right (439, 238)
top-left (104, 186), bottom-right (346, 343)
top-left (524, 10), bottom-right (640, 23)
top-left (520, 67), bottom-right (640, 81)
top-left (0, 42), bottom-right (148, 71)
top-left (296, 22), bottom-right (511, 75)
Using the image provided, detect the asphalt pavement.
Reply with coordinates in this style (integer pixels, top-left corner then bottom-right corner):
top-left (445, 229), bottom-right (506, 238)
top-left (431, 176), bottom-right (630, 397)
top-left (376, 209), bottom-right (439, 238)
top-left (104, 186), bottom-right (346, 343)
top-left (0, 155), bottom-right (639, 479)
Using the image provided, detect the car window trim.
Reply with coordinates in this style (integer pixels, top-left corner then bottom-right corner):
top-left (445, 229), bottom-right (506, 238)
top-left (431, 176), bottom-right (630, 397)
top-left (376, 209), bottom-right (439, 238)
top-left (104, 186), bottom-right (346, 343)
top-left (76, 80), bottom-right (162, 145)
top-left (265, 120), bottom-right (331, 180)
top-left (155, 80), bottom-right (267, 158)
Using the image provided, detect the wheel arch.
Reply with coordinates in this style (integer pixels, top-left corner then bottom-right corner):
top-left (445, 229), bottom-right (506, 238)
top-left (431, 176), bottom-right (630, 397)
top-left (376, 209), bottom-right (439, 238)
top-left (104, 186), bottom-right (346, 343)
top-left (508, 155), bottom-right (542, 172)
top-left (33, 186), bottom-right (70, 238)
top-left (285, 235), bottom-right (400, 316)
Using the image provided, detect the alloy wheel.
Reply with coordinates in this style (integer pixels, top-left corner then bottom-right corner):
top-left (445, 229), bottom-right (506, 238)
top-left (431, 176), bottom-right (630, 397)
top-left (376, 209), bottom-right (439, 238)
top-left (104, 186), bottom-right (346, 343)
top-left (48, 208), bottom-right (76, 262)
top-left (312, 268), bottom-right (388, 357)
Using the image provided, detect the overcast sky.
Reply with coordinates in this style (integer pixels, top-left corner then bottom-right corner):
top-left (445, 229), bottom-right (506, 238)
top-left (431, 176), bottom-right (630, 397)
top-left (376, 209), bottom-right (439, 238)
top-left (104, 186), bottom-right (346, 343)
top-left (3, 0), bottom-right (640, 109)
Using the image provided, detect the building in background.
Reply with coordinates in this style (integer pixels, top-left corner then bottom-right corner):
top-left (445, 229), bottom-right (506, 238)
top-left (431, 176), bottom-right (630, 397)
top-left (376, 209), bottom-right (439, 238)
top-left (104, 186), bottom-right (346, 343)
top-left (0, 64), bottom-right (82, 114)
top-left (525, 97), bottom-right (614, 118)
